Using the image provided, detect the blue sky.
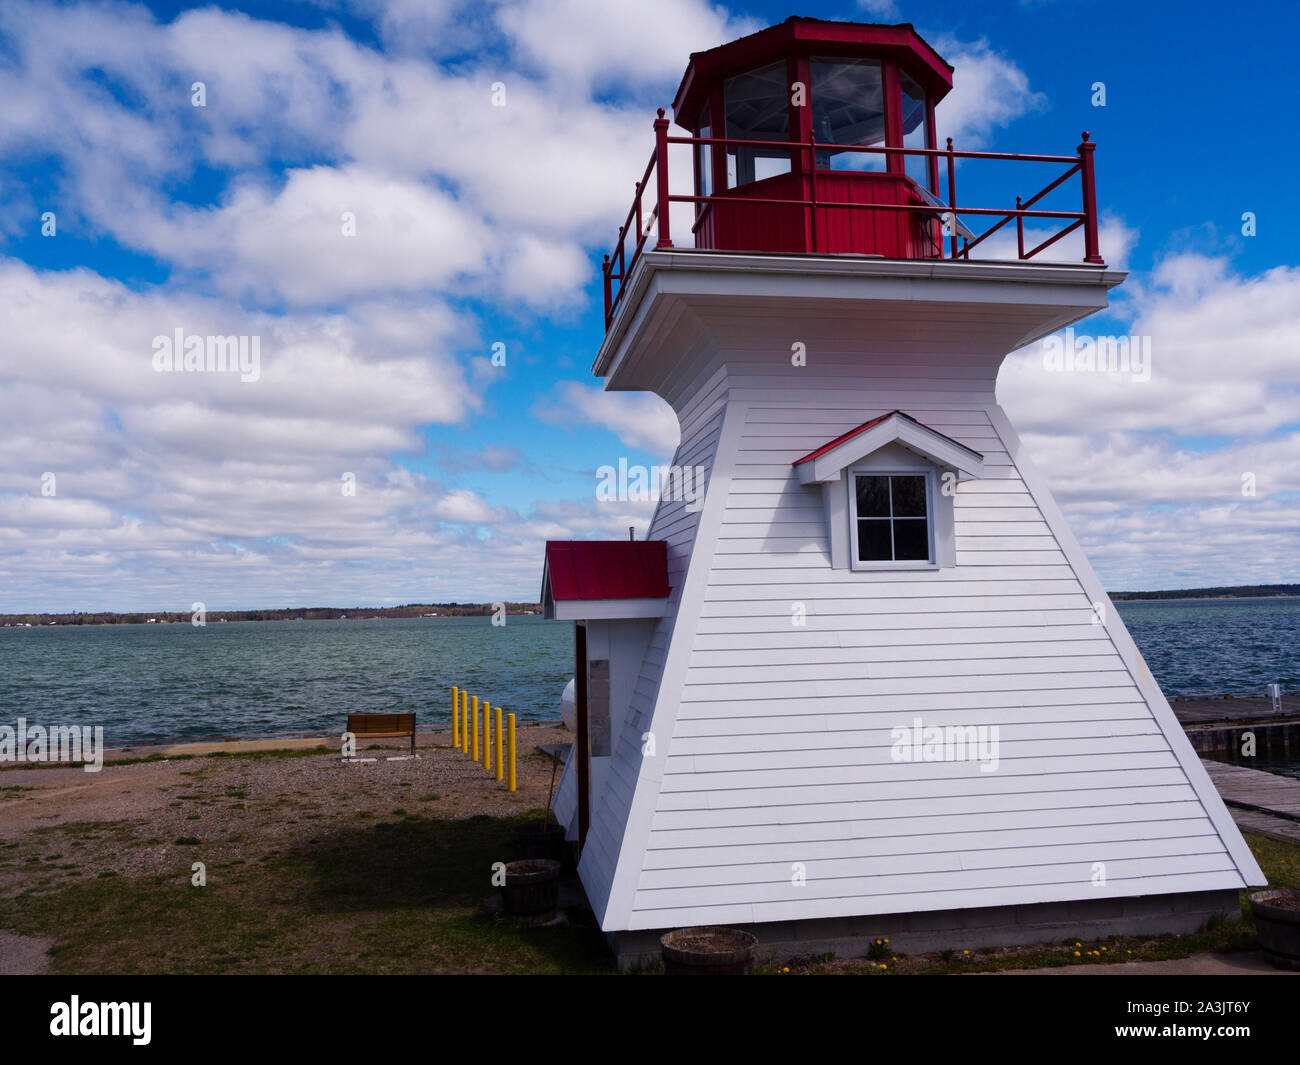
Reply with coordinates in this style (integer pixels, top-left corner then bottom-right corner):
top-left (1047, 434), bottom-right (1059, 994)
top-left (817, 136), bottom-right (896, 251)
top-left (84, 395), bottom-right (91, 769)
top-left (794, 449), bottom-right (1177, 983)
top-left (0, 0), bottom-right (1297, 611)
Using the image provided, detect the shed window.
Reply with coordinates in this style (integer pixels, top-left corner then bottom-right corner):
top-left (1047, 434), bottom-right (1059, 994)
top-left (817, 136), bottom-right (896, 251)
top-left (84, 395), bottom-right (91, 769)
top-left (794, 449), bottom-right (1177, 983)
top-left (724, 62), bottom-right (791, 187)
top-left (811, 57), bottom-right (885, 171)
top-left (588, 658), bottom-right (611, 757)
top-left (851, 471), bottom-right (934, 565)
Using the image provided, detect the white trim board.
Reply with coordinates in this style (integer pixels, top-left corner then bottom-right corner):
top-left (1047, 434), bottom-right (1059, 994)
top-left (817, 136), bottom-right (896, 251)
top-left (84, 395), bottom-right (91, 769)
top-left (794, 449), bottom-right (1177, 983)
top-left (550, 598), bottom-right (669, 621)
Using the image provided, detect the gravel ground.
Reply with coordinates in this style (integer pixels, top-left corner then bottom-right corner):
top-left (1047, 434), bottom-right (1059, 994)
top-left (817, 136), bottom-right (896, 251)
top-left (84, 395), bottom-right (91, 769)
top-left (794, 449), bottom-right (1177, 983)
top-left (0, 726), bottom-right (571, 887)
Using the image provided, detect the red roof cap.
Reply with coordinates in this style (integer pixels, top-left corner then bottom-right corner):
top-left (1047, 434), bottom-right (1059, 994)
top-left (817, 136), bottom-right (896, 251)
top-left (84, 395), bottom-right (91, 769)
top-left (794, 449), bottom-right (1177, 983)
top-left (672, 17), bottom-right (953, 127)
top-left (543, 541), bottom-right (670, 601)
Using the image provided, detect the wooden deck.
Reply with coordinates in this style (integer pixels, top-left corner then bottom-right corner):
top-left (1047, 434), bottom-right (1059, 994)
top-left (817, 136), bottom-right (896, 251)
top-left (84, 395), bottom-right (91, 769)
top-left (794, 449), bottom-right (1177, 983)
top-left (1171, 693), bottom-right (1298, 726)
top-left (1202, 758), bottom-right (1300, 844)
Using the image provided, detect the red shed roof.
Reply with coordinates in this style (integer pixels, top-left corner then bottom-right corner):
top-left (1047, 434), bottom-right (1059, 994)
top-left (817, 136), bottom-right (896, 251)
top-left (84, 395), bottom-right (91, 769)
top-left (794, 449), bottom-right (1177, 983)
top-left (543, 540), bottom-right (670, 602)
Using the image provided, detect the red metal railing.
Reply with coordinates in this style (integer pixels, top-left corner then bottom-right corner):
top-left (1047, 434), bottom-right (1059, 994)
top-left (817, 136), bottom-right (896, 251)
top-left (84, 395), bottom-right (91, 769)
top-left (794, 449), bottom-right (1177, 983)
top-left (602, 108), bottom-right (1103, 330)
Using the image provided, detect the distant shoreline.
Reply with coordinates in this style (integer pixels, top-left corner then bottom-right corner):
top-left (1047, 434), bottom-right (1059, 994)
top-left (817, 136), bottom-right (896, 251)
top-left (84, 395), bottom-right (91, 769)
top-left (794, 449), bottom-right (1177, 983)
top-left (1107, 584), bottom-right (1300, 602)
top-left (0, 603), bottom-right (542, 627)
top-left (3, 585), bottom-right (1299, 626)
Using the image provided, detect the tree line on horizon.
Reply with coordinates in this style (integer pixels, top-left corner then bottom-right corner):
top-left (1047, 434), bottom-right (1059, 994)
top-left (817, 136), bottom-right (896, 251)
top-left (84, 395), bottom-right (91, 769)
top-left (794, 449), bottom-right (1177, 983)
top-left (5, 585), bottom-right (1298, 626)
top-left (0, 602), bottom-right (543, 626)
top-left (1107, 583), bottom-right (1300, 601)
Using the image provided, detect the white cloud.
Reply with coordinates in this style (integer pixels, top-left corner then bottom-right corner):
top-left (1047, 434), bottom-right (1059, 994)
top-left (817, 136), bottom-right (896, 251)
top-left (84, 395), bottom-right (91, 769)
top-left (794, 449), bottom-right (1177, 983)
top-left (933, 37), bottom-right (1047, 147)
top-left (495, 0), bottom-right (758, 90)
top-left (999, 253), bottom-right (1300, 589)
top-left (0, 1), bottom-right (1291, 608)
top-left (533, 382), bottom-right (680, 457)
top-left (856, 0), bottom-right (900, 19)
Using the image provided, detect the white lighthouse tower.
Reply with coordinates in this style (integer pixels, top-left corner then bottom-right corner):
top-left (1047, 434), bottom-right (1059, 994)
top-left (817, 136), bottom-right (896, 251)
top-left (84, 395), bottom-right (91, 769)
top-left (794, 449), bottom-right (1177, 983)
top-left (541, 17), bottom-right (1264, 967)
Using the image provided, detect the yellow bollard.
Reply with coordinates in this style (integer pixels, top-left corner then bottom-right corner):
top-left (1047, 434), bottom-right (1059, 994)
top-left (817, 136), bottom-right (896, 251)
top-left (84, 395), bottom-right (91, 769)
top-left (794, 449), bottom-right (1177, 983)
top-left (482, 701), bottom-right (492, 772)
top-left (507, 714), bottom-right (516, 792)
top-left (461, 690), bottom-right (469, 753)
top-left (495, 705), bottom-right (504, 782)
top-left (451, 686), bottom-right (459, 749)
top-left (472, 696), bottom-right (479, 761)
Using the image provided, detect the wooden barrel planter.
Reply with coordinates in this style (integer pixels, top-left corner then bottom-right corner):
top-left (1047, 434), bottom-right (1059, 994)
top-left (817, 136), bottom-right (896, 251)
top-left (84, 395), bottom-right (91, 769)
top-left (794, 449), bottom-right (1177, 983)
top-left (500, 859), bottom-right (561, 924)
top-left (1249, 889), bottom-right (1300, 970)
top-left (511, 823), bottom-right (566, 863)
top-left (660, 926), bottom-right (757, 975)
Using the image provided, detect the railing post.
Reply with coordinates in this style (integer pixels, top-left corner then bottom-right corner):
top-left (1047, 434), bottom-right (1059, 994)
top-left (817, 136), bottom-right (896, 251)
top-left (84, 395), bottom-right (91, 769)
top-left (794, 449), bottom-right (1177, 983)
top-left (1015, 196), bottom-right (1024, 260)
top-left (602, 254), bottom-right (611, 324)
top-left (945, 137), bottom-right (958, 259)
top-left (1078, 131), bottom-right (1103, 264)
top-left (808, 131), bottom-right (818, 254)
top-left (654, 108), bottom-right (673, 249)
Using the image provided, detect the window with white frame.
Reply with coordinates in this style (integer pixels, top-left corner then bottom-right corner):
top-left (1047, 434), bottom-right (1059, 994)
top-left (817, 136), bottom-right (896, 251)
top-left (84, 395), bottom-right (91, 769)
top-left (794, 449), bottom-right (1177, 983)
top-left (850, 469), bottom-right (935, 567)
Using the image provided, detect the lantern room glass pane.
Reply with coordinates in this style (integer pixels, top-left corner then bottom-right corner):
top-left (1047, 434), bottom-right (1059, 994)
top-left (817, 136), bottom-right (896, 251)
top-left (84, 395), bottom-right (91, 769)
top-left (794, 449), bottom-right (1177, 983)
top-left (811, 57), bottom-right (885, 171)
top-left (899, 68), bottom-right (931, 189)
top-left (724, 62), bottom-right (791, 188)
top-left (696, 103), bottom-right (713, 201)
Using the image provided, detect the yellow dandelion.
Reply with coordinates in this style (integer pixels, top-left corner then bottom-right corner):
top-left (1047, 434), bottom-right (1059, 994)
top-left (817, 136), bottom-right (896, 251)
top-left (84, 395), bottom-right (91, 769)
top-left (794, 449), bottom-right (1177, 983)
top-left (1073, 951), bottom-right (1080, 957)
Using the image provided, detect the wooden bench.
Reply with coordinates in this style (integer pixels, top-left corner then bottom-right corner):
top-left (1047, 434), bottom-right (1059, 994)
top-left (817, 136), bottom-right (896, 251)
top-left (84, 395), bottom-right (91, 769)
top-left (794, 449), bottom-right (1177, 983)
top-left (345, 713), bottom-right (416, 757)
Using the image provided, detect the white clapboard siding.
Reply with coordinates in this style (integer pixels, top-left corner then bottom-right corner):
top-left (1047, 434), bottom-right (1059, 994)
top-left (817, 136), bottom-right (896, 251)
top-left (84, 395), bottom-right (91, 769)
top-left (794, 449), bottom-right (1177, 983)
top-left (637, 836), bottom-right (1229, 890)
top-left (582, 266), bottom-right (1265, 929)
top-left (675, 712), bottom-right (1155, 741)
top-left (580, 387), bottom-right (1260, 934)
top-left (652, 781), bottom-right (1201, 829)
top-left (648, 799), bottom-right (1212, 846)
top-left (575, 378), bottom-right (730, 917)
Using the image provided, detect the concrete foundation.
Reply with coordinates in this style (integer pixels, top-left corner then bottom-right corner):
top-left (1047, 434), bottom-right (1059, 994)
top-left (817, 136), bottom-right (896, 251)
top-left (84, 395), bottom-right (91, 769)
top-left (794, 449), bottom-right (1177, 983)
top-left (605, 889), bottom-right (1242, 971)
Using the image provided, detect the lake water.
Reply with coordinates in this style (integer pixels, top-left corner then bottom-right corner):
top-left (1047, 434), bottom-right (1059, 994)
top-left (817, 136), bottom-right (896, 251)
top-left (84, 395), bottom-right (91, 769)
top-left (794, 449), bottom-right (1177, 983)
top-left (0, 597), bottom-right (1296, 746)
top-left (0, 616), bottom-right (572, 745)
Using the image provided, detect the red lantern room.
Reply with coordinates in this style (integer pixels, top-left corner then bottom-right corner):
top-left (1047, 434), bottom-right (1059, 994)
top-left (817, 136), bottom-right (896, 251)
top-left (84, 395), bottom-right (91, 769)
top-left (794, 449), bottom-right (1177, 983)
top-left (673, 17), bottom-right (952, 259)
top-left (603, 18), bottom-right (1104, 329)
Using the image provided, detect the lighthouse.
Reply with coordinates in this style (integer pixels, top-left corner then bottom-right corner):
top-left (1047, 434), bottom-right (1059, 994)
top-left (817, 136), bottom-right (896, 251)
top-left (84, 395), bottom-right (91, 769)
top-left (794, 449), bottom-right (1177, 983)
top-left (541, 17), bottom-right (1264, 967)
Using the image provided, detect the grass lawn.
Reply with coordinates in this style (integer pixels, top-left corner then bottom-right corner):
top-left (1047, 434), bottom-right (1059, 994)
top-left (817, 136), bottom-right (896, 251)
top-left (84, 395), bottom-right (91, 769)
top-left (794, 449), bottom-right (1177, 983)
top-left (3, 776), bottom-right (1297, 975)
top-left (0, 810), bottom-right (614, 974)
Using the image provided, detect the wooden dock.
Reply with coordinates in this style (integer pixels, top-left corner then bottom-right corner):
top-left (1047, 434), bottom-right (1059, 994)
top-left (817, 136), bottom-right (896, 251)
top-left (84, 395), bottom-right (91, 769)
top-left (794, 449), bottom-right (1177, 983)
top-left (1171, 693), bottom-right (1299, 726)
top-left (1202, 758), bottom-right (1300, 844)
top-left (1170, 694), bottom-right (1300, 755)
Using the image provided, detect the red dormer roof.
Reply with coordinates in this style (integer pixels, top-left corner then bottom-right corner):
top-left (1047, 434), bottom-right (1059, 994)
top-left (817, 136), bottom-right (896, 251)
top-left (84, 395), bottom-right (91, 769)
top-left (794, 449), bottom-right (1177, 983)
top-left (792, 410), bottom-right (914, 466)
top-left (543, 540), bottom-right (670, 602)
top-left (792, 410), bottom-right (985, 485)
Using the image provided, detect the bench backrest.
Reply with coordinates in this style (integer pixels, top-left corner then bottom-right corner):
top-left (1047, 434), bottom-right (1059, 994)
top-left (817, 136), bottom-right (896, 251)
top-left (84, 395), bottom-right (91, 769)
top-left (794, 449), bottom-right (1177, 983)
top-left (347, 713), bottom-right (416, 737)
